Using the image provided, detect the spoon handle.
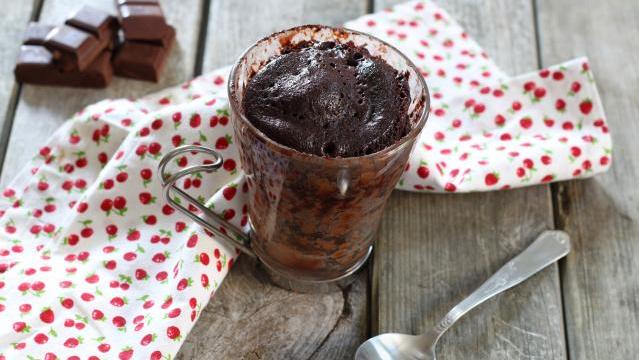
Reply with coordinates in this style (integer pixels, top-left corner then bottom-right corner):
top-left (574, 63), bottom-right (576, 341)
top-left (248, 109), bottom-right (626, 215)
top-left (431, 230), bottom-right (570, 336)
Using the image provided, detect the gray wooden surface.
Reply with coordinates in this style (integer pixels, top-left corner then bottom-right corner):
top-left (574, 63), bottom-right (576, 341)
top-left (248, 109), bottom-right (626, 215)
top-left (374, 2), bottom-right (565, 358)
top-left (0, 1), bottom-right (40, 170)
top-left (537, 1), bottom-right (639, 359)
top-left (0, 0), bottom-right (636, 359)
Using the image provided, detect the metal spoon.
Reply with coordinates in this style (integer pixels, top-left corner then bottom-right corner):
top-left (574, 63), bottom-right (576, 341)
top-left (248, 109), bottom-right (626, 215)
top-left (355, 230), bottom-right (570, 360)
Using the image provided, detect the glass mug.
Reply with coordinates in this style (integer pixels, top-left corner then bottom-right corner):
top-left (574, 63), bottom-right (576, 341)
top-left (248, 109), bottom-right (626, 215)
top-left (159, 25), bottom-right (429, 292)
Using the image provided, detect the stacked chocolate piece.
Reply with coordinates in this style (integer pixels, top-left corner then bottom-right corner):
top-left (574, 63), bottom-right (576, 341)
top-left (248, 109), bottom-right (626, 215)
top-left (15, 7), bottom-right (117, 88)
top-left (114, 0), bottom-right (176, 82)
top-left (14, 2), bottom-right (175, 88)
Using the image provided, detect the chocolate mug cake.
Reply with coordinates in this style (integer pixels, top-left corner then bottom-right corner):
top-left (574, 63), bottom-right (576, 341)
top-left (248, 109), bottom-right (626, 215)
top-left (232, 26), bottom-right (428, 284)
top-left (160, 25), bottom-right (429, 291)
top-left (242, 40), bottom-right (412, 158)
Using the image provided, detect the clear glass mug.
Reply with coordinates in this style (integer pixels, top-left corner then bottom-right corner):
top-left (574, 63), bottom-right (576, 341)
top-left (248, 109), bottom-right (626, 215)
top-left (159, 25), bottom-right (429, 292)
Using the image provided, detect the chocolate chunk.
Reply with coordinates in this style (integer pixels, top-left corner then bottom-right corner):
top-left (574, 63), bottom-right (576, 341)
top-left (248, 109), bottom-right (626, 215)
top-left (44, 25), bottom-right (106, 72)
top-left (15, 44), bottom-right (53, 67)
top-left (118, 3), bottom-right (168, 42)
top-left (23, 22), bottom-right (55, 45)
top-left (145, 23), bottom-right (175, 47)
top-left (112, 26), bottom-right (175, 82)
top-left (66, 6), bottom-right (119, 49)
top-left (15, 45), bottom-right (112, 88)
top-left (145, 26), bottom-right (174, 47)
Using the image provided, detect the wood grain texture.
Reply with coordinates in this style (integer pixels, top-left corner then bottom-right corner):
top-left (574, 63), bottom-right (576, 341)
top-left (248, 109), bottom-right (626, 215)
top-left (178, 257), bottom-right (368, 360)
top-left (537, 1), bottom-right (639, 359)
top-left (0, 0), bottom-right (38, 169)
top-left (373, 1), bottom-right (567, 359)
top-left (0, 0), bottom-right (204, 186)
top-left (202, 0), bottom-right (369, 70)
top-left (179, 1), bottom-right (371, 359)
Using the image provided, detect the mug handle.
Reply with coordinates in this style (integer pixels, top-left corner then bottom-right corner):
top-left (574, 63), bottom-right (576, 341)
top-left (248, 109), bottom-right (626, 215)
top-left (158, 145), bottom-right (254, 257)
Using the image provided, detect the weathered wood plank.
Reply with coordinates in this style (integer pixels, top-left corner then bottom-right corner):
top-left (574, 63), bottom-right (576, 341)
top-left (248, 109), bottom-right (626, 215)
top-left (202, 0), bottom-right (369, 70)
top-left (373, 1), bottom-right (567, 359)
top-left (0, 0), bottom-right (204, 186)
top-left (177, 1), bottom-right (370, 359)
top-left (179, 258), bottom-right (368, 360)
top-left (537, 1), bottom-right (639, 359)
top-left (0, 0), bottom-right (39, 171)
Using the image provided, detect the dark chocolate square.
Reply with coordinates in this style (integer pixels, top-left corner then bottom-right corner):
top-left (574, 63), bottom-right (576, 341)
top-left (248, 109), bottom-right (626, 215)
top-left (118, 3), bottom-right (168, 42)
top-left (45, 24), bottom-right (106, 72)
top-left (23, 22), bottom-right (55, 46)
top-left (46, 25), bottom-right (91, 51)
top-left (113, 28), bottom-right (175, 82)
top-left (16, 45), bottom-right (53, 66)
top-left (139, 23), bottom-right (175, 47)
top-left (66, 6), bottom-right (119, 48)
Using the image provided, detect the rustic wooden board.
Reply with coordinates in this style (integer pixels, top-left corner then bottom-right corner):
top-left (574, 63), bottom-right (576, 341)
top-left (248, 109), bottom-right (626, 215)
top-left (177, 1), bottom-right (371, 359)
top-left (201, 0), bottom-right (370, 70)
top-left (373, 1), bottom-right (567, 359)
top-left (0, 0), bottom-right (39, 170)
top-left (179, 258), bottom-right (368, 360)
top-left (0, 0), bottom-right (204, 186)
top-left (537, 1), bottom-right (639, 359)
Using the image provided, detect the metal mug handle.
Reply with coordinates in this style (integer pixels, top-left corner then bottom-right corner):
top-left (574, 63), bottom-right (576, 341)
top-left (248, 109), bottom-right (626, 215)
top-left (158, 145), bottom-right (254, 257)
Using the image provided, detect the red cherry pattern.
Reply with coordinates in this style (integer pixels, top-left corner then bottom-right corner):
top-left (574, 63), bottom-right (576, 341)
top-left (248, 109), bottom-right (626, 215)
top-left (0, 82), bottom-right (238, 358)
top-left (346, 2), bottom-right (611, 193)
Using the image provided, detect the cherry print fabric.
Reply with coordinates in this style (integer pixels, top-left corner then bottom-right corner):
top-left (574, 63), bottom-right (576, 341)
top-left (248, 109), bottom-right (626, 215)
top-left (0, 1), bottom-right (611, 359)
top-left (399, 57), bottom-right (610, 191)
top-left (345, 2), bottom-right (611, 191)
top-left (0, 86), bottom-right (243, 360)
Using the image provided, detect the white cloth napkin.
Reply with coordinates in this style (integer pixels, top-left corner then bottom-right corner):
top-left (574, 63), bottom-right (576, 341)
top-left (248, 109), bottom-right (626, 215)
top-left (345, 2), bottom-right (611, 191)
top-left (0, 1), bottom-right (611, 359)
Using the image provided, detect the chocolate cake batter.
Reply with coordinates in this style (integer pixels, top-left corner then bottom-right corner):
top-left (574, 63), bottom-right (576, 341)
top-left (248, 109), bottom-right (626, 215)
top-left (242, 41), bottom-right (411, 157)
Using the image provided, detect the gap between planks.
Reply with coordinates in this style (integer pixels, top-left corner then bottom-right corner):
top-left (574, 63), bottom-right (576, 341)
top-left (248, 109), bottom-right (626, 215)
top-left (0, 0), bottom-right (45, 181)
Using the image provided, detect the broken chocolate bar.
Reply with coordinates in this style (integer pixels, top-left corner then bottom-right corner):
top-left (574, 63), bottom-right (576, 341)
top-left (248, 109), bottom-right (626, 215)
top-left (118, 2), bottom-right (169, 42)
top-left (23, 22), bottom-right (55, 46)
top-left (15, 45), bottom-right (112, 88)
top-left (65, 6), bottom-right (119, 49)
top-left (44, 24), bottom-right (105, 72)
top-left (112, 26), bottom-right (175, 82)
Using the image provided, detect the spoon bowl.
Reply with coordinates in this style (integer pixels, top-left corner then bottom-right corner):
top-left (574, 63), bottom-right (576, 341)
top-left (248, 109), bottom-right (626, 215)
top-left (355, 332), bottom-right (436, 360)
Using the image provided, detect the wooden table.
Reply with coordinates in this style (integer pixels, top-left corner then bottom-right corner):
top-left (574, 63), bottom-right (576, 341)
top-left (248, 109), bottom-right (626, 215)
top-left (0, 1), bottom-right (636, 359)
